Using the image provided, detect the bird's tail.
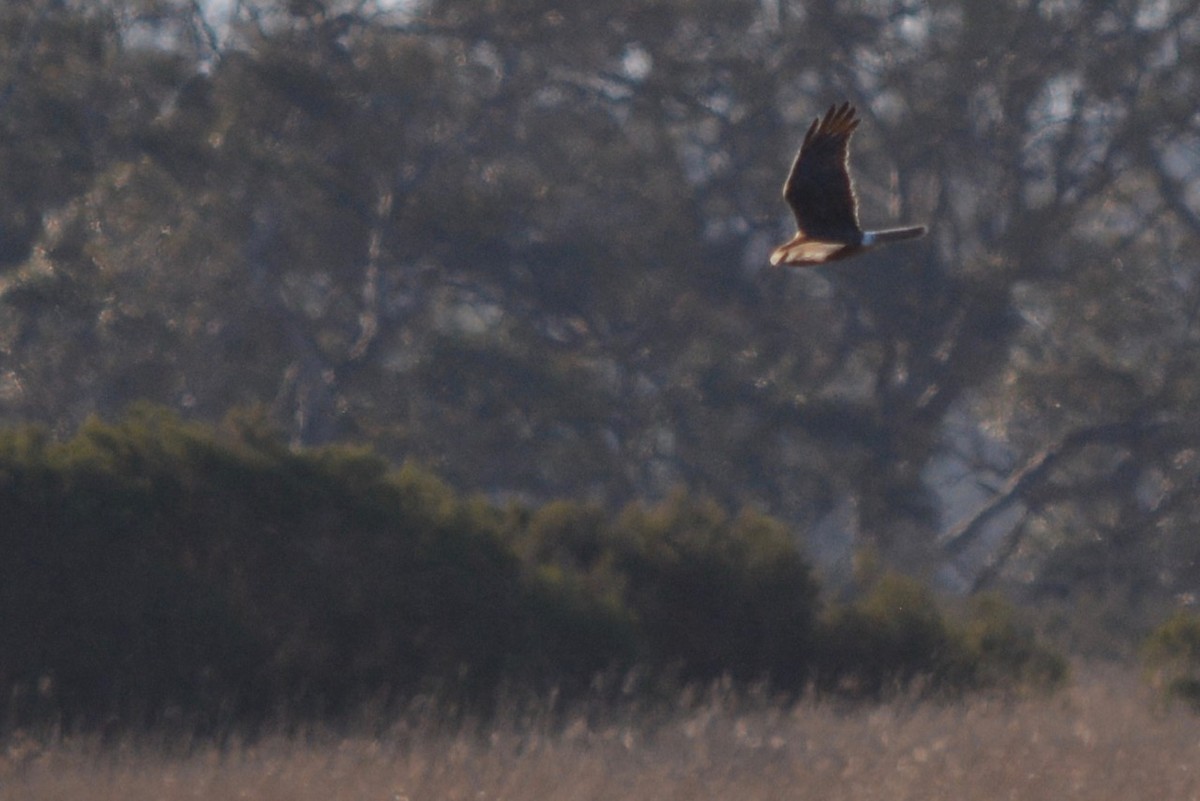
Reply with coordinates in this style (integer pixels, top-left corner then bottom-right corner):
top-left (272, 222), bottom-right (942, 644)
top-left (861, 226), bottom-right (927, 246)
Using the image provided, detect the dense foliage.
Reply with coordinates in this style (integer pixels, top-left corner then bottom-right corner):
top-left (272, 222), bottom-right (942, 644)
top-left (1143, 611), bottom-right (1200, 711)
top-left (0, 408), bottom-right (1061, 731)
top-left (0, 0), bottom-right (1198, 621)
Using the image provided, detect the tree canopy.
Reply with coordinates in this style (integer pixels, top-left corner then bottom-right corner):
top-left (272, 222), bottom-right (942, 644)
top-left (1, 0), bottom-right (1199, 615)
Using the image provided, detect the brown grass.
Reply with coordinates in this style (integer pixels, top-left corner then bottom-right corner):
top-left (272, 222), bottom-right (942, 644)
top-left (3, 666), bottom-right (1199, 801)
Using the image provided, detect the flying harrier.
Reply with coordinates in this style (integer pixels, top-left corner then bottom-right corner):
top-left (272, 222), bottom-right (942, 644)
top-left (770, 102), bottom-right (926, 266)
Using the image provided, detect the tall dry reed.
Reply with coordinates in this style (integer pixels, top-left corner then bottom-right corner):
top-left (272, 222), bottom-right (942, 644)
top-left (2, 666), bottom-right (1198, 801)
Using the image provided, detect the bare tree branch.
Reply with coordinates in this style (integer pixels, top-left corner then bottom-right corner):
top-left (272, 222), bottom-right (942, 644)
top-left (939, 419), bottom-right (1183, 589)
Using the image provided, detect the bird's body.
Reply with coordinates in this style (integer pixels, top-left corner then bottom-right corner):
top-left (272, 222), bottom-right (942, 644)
top-left (771, 102), bottom-right (926, 267)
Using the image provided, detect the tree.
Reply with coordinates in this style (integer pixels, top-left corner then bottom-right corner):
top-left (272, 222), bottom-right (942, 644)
top-left (3, 0), bottom-right (1200, 615)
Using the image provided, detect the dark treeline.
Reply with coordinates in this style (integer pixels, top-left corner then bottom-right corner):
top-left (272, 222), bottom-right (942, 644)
top-left (2, 0), bottom-right (1200, 726)
top-left (2, 0), bottom-right (1200, 621)
top-left (0, 408), bottom-right (1063, 732)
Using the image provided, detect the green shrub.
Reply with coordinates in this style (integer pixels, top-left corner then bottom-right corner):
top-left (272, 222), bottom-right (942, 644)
top-left (0, 407), bottom-right (535, 726)
top-left (959, 594), bottom-right (1068, 693)
top-left (1143, 611), bottom-right (1200, 711)
top-left (817, 574), bottom-right (1066, 698)
top-left (817, 573), bottom-right (960, 697)
top-left (0, 406), bottom-right (1064, 731)
top-left (608, 492), bottom-right (820, 688)
top-left (508, 492), bottom-right (823, 692)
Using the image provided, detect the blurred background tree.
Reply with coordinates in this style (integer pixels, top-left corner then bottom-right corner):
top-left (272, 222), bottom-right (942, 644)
top-left (1, 0), bottom-right (1199, 636)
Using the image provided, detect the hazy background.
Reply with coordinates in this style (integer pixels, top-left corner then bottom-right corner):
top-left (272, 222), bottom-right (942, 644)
top-left (2, 0), bottom-right (1199, 654)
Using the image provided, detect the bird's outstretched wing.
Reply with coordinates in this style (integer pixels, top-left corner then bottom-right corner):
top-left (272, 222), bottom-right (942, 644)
top-left (781, 102), bottom-right (862, 241)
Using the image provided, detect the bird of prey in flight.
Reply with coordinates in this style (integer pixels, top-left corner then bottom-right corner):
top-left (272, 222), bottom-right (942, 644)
top-left (770, 102), bottom-right (926, 266)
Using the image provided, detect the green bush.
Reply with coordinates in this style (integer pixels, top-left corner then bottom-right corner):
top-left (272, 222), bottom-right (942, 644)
top-left (817, 573), bottom-right (960, 697)
top-left (816, 574), bottom-right (1065, 698)
top-left (0, 407), bottom-right (1064, 731)
top-left (609, 492), bottom-right (820, 688)
top-left (507, 492), bottom-right (823, 692)
top-left (959, 594), bottom-right (1068, 692)
top-left (0, 407), bottom-right (535, 727)
top-left (1143, 611), bottom-right (1200, 711)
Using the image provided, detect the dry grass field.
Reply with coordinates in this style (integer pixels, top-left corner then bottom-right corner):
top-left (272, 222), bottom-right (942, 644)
top-left (3, 667), bottom-right (1198, 801)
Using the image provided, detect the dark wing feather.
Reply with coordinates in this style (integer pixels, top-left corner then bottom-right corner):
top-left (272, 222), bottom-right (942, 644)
top-left (781, 102), bottom-right (862, 241)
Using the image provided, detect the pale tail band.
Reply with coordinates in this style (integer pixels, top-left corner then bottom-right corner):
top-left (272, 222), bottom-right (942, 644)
top-left (860, 226), bottom-right (927, 246)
